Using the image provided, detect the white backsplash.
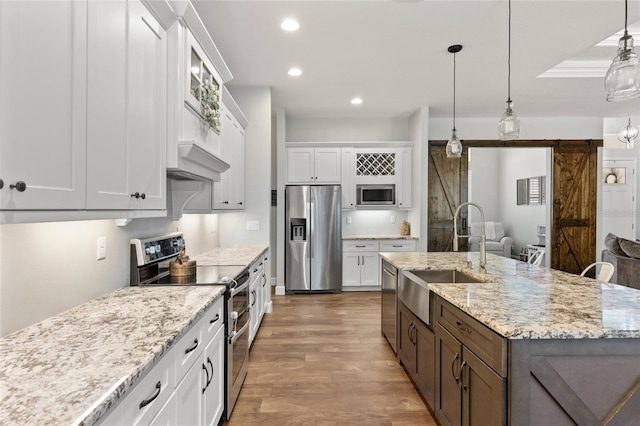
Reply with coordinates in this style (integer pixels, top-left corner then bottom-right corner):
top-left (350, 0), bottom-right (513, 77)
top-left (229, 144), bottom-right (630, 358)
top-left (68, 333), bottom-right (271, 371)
top-left (342, 210), bottom-right (410, 236)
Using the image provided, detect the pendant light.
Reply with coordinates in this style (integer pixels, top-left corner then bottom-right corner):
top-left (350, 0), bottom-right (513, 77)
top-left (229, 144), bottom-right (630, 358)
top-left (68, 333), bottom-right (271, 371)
top-left (617, 117), bottom-right (639, 147)
top-left (605, 0), bottom-right (640, 101)
top-left (498, 0), bottom-right (520, 140)
top-left (446, 44), bottom-right (463, 158)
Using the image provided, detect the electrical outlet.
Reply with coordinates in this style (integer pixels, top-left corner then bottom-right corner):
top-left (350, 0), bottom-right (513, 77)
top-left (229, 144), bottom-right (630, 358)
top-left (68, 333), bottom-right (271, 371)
top-left (246, 220), bottom-right (260, 231)
top-left (97, 237), bottom-right (106, 260)
top-left (390, 216), bottom-right (396, 224)
top-left (346, 216), bottom-right (352, 224)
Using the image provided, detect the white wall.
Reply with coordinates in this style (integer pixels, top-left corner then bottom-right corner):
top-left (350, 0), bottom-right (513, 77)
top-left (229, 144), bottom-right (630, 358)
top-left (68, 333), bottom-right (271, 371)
top-left (497, 148), bottom-right (548, 258)
top-left (0, 214), bottom-right (219, 337)
top-left (286, 117), bottom-right (409, 142)
top-left (408, 107), bottom-right (429, 251)
top-left (219, 86), bottom-right (272, 247)
top-left (468, 149), bottom-right (501, 224)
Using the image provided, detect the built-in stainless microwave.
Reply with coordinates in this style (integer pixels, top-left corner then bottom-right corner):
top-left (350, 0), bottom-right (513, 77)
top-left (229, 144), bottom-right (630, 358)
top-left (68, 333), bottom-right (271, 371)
top-left (356, 184), bottom-right (396, 206)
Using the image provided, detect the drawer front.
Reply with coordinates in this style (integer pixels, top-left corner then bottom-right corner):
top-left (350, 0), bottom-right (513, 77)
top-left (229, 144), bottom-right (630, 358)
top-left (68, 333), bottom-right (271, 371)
top-left (343, 240), bottom-right (379, 252)
top-left (121, 347), bottom-right (175, 426)
top-left (435, 297), bottom-right (506, 377)
top-left (202, 296), bottom-right (225, 344)
top-left (174, 316), bottom-right (205, 385)
top-left (380, 239), bottom-right (417, 252)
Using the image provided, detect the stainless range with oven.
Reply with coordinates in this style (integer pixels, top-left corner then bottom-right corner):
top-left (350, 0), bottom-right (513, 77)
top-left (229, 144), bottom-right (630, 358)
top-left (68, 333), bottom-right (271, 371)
top-left (130, 232), bottom-right (250, 420)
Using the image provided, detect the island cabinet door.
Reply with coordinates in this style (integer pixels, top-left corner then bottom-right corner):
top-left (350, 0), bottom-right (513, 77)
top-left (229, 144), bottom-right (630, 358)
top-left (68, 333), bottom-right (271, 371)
top-left (435, 324), bottom-right (462, 426)
top-left (398, 303), bottom-right (416, 374)
top-left (415, 320), bottom-right (435, 410)
top-left (461, 346), bottom-right (505, 426)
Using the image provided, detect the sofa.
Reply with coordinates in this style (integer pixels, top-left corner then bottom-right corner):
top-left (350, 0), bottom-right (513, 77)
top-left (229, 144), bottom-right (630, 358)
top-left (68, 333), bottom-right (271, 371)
top-left (468, 222), bottom-right (513, 258)
top-left (602, 233), bottom-right (640, 290)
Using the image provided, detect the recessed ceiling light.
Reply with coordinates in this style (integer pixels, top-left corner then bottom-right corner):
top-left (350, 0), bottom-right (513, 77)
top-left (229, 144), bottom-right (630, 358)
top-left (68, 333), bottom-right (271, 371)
top-left (281, 19), bottom-right (300, 32)
top-left (288, 67), bottom-right (302, 77)
top-left (351, 97), bottom-right (363, 105)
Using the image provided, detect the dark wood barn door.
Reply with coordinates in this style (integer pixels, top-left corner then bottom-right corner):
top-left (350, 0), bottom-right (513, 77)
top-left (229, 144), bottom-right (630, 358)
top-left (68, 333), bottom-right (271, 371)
top-left (551, 142), bottom-right (598, 275)
top-left (427, 145), bottom-right (468, 252)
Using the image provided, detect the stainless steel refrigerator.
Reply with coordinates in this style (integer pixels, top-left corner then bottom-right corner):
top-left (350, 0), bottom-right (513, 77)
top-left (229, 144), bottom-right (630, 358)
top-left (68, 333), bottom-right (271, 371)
top-left (285, 185), bottom-right (342, 293)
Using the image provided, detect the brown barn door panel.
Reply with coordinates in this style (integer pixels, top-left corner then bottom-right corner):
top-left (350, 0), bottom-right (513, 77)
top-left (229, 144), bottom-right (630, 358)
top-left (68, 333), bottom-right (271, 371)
top-left (428, 145), bottom-right (468, 252)
top-left (552, 143), bottom-right (597, 274)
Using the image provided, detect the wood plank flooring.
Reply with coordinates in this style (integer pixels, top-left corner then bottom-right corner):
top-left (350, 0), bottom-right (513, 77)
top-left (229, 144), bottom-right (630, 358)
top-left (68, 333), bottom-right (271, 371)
top-left (224, 292), bottom-right (437, 425)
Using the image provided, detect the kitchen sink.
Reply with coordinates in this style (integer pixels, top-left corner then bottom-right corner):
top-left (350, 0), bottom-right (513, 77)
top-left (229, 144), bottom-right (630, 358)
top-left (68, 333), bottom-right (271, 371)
top-left (398, 269), bottom-right (483, 326)
top-left (408, 269), bottom-right (483, 283)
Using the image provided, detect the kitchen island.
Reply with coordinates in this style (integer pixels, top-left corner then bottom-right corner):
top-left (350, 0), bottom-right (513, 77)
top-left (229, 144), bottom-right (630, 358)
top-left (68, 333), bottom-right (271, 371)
top-left (381, 251), bottom-right (640, 425)
top-left (0, 285), bottom-right (225, 425)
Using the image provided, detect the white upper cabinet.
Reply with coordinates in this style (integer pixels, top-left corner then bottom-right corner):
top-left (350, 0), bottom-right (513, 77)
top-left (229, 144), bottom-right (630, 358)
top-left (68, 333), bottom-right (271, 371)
top-left (286, 148), bottom-right (341, 184)
top-left (341, 148), bottom-right (356, 209)
top-left (397, 147), bottom-right (412, 209)
top-left (213, 95), bottom-right (247, 211)
top-left (86, 0), bottom-right (167, 210)
top-left (0, 1), bottom-right (87, 210)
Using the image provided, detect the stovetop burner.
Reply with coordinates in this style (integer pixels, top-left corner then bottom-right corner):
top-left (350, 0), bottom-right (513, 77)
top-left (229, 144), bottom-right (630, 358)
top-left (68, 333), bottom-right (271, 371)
top-left (130, 233), bottom-right (247, 287)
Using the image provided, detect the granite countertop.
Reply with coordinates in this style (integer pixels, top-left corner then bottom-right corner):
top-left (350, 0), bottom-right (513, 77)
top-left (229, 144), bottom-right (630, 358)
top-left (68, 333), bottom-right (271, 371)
top-left (192, 245), bottom-right (268, 266)
top-left (343, 235), bottom-right (418, 240)
top-left (380, 251), bottom-right (640, 340)
top-left (0, 285), bottom-right (225, 426)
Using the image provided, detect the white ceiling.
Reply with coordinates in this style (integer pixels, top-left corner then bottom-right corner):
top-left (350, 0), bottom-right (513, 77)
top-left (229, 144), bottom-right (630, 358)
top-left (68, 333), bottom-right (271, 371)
top-left (192, 0), bottom-right (640, 119)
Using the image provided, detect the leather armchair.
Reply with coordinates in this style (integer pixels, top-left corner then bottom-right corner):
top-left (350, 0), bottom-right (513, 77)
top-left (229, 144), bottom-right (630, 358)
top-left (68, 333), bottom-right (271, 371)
top-left (468, 222), bottom-right (513, 258)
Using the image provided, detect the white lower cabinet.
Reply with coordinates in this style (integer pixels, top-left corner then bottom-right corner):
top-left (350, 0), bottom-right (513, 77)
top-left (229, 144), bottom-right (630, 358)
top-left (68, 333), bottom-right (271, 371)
top-left (343, 239), bottom-right (419, 290)
top-left (249, 251), bottom-right (270, 347)
top-left (343, 240), bottom-right (380, 289)
top-left (121, 348), bottom-right (176, 426)
top-left (101, 296), bottom-right (224, 426)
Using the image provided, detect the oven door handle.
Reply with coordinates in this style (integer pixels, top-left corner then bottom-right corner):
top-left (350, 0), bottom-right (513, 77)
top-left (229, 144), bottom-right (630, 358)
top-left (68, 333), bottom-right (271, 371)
top-left (228, 320), bottom-right (250, 345)
top-left (229, 280), bottom-right (249, 298)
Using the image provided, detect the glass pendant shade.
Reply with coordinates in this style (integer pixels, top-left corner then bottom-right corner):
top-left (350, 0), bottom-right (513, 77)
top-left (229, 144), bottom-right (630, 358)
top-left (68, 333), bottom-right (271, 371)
top-left (605, 35), bottom-right (640, 101)
top-left (498, 101), bottom-right (520, 140)
top-left (617, 118), bottom-right (639, 146)
top-left (446, 129), bottom-right (462, 158)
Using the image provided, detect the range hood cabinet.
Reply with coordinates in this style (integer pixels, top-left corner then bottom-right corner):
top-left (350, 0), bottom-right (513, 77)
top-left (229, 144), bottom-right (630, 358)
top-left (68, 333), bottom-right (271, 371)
top-left (167, 142), bottom-right (230, 182)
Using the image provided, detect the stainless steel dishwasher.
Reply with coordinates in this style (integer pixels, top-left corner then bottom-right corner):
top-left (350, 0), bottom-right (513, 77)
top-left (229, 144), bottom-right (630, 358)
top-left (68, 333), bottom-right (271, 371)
top-left (381, 259), bottom-right (398, 353)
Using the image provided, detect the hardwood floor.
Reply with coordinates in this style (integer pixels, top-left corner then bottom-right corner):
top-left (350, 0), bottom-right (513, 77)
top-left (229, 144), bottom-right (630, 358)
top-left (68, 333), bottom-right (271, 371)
top-left (224, 292), bottom-right (437, 425)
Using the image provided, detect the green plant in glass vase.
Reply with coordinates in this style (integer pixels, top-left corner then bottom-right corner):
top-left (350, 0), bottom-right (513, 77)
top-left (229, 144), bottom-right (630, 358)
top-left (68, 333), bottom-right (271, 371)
top-left (201, 82), bottom-right (220, 133)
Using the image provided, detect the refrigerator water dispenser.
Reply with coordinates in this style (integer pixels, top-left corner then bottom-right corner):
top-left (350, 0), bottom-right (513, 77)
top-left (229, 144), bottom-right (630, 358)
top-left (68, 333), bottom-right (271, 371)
top-left (290, 218), bottom-right (307, 241)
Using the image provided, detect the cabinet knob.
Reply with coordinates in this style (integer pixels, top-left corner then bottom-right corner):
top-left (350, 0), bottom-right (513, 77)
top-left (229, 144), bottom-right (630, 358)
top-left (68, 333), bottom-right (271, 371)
top-left (238, 202), bottom-right (243, 205)
top-left (0, 179), bottom-right (3, 189)
top-left (10, 181), bottom-right (27, 192)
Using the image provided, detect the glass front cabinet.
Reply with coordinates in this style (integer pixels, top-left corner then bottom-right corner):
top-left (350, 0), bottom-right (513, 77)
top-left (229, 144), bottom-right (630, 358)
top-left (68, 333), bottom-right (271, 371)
top-left (184, 30), bottom-right (221, 134)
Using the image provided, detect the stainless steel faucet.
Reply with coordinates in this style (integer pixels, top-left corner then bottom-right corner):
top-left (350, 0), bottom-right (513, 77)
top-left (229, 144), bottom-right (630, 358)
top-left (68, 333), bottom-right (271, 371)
top-left (453, 202), bottom-right (486, 272)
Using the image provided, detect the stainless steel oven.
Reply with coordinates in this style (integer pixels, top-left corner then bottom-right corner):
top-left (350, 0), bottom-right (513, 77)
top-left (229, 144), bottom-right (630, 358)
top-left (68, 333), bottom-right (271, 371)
top-left (225, 269), bottom-right (250, 420)
top-left (129, 233), bottom-right (251, 421)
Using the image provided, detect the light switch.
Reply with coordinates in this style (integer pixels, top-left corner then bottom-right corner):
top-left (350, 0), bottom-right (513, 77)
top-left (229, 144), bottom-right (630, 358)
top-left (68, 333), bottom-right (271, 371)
top-left (390, 216), bottom-right (396, 224)
top-left (346, 216), bottom-right (352, 224)
top-left (97, 237), bottom-right (106, 260)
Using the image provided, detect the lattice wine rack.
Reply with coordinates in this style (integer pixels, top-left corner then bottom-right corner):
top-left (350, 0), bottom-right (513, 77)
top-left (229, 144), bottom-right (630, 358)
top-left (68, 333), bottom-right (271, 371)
top-left (356, 153), bottom-right (396, 176)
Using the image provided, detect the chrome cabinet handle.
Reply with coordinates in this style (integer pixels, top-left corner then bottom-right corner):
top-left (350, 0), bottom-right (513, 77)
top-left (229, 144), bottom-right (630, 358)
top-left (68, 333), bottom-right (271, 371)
top-left (184, 338), bottom-right (199, 354)
top-left (357, 256), bottom-right (360, 266)
top-left (9, 181), bottom-right (26, 192)
top-left (355, 245), bottom-right (366, 248)
top-left (459, 360), bottom-right (468, 390)
top-left (251, 290), bottom-right (257, 306)
top-left (139, 381), bottom-right (161, 409)
top-left (451, 353), bottom-right (460, 383)
top-left (361, 256), bottom-right (364, 265)
top-left (209, 313), bottom-right (220, 324)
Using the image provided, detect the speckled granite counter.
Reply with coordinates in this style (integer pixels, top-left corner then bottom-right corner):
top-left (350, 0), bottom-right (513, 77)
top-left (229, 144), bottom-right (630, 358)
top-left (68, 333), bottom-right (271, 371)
top-left (380, 251), bottom-right (640, 340)
top-left (0, 285), bottom-right (225, 426)
top-left (192, 245), bottom-right (268, 266)
top-left (343, 235), bottom-right (418, 240)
